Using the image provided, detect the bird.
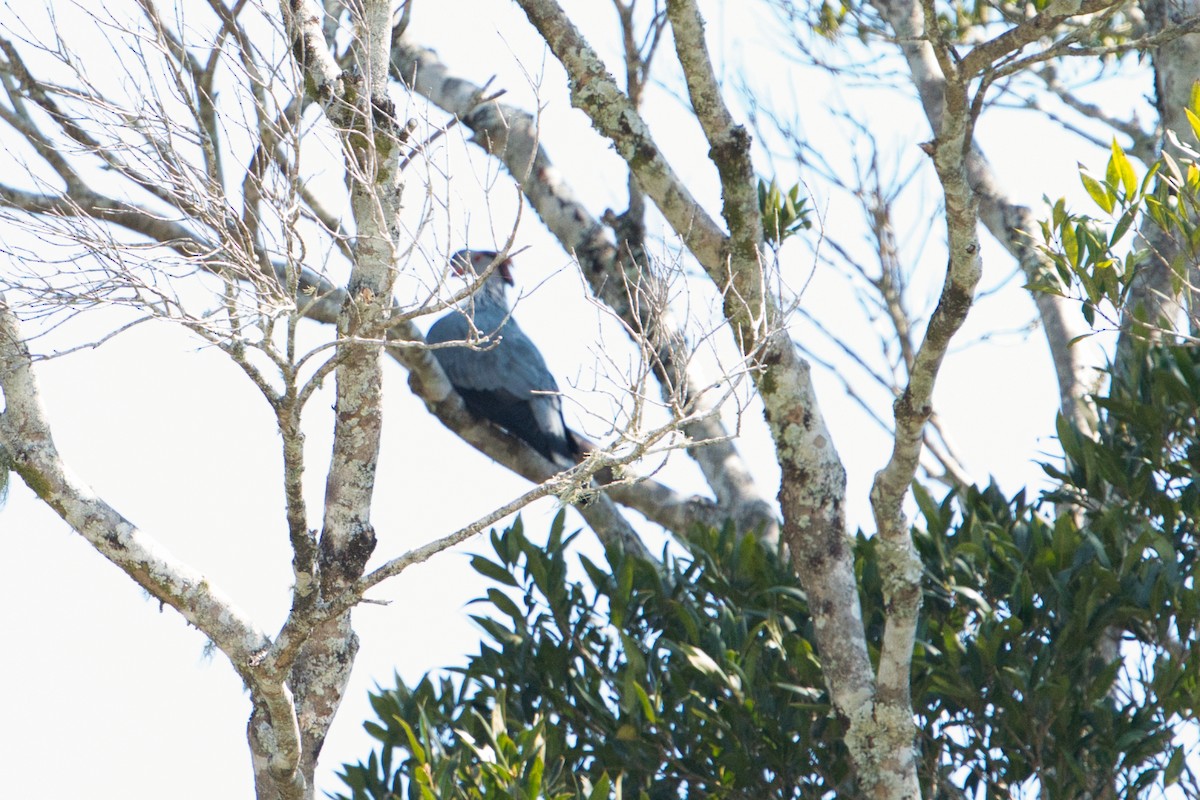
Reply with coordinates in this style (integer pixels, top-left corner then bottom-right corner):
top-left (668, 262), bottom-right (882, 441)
top-left (426, 249), bottom-right (584, 469)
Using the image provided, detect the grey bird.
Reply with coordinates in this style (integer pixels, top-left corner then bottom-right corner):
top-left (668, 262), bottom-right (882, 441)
top-left (427, 249), bottom-right (584, 468)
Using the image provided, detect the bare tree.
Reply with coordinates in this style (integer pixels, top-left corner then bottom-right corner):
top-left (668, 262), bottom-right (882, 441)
top-left (3, 0), bottom-right (1200, 798)
top-left (0, 1), bottom-right (723, 796)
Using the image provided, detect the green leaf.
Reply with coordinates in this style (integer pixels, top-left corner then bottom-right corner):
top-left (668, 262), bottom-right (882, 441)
top-left (1165, 745), bottom-right (1185, 785)
top-left (1109, 138), bottom-right (1137, 197)
top-left (632, 682), bottom-right (658, 724)
top-left (1187, 107), bottom-right (1200, 145)
top-left (548, 508), bottom-right (567, 550)
top-left (471, 555), bottom-right (520, 587)
top-left (394, 717), bottom-right (427, 763)
top-left (1051, 196), bottom-right (1067, 228)
top-left (617, 557), bottom-right (634, 601)
top-left (950, 584), bottom-right (993, 614)
top-left (758, 176), bottom-right (810, 243)
top-left (588, 773), bottom-right (612, 800)
top-left (1136, 160), bottom-right (1160, 198)
top-left (1111, 207), bottom-right (1136, 246)
top-left (1163, 150), bottom-right (1184, 186)
top-left (1080, 171), bottom-right (1115, 214)
top-left (527, 754), bottom-right (545, 797)
top-left (486, 588), bottom-right (524, 623)
top-left (1062, 221), bottom-right (1079, 267)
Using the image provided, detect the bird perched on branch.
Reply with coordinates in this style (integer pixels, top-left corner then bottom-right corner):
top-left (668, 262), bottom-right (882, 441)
top-left (427, 249), bottom-right (585, 469)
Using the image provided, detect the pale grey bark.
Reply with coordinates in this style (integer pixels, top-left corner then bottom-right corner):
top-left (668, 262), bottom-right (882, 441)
top-left (7, 0), bottom-right (1188, 797)
top-left (857, 0), bottom-right (1175, 793)
top-left (862, 2), bottom-right (985, 791)
top-left (0, 5), bottom-right (711, 790)
top-left (872, 0), bottom-right (1099, 432)
top-left (0, 182), bottom-right (692, 543)
top-left (501, 0), bottom-right (1177, 794)
top-left (276, 1), bottom-right (403, 793)
top-left (502, 0), bottom-right (792, 543)
top-left (872, 0), bottom-right (1200, 425)
top-left (0, 309), bottom-right (268, 664)
top-left (0, 2), bottom-right (601, 797)
top-left (0, 18), bottom-right (700, 547)
top-left (388, 33), bottom-right (777, 538)
top-left (1114, 0), bottom-right (1200, 368)
top-left (507, 0), bottom-right (905, 793)
top-left (0, 296), bottom-right (312, 799)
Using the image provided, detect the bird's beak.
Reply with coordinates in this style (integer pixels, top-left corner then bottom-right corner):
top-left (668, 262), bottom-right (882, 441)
top-left (450, 252), bottom-right (472, 277)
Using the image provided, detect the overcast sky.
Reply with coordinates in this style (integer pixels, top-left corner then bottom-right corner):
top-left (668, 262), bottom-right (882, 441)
top-left (0, 0), bottom-right (1143, 797)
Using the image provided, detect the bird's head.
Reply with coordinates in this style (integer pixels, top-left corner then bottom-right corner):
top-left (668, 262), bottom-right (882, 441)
top-left (450, 249), bottom-right (514, 286)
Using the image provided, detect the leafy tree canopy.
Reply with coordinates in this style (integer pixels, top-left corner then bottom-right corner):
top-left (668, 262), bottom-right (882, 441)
top-left (341, 343), bottom-right (1200, 799)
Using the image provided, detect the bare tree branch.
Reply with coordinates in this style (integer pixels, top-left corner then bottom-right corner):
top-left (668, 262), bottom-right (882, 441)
top-left (959, 0), bottom-right (1125, 78)
top-left (508, 0), bottom-right (917, 793)
top-left (0, 300), bottom-right (268, 662)
top-left (388, 32), bottom-right (777, 537)
top-left (872, 0), bottom-right (1098, 431)
top-left (0, 295), bottom-right (307, 800)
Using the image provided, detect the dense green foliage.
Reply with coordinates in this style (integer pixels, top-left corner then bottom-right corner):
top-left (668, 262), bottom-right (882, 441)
top-left (340, 347), bottom-right (1199, 799)
top-left (1037, 123), bottom-right (1200, 331)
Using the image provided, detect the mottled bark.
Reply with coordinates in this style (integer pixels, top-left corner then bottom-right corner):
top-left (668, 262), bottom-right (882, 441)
top-left (388, 34), bottom-right (777, 538)
top-left (0, 296), bottom-right (311, 799)
top-left (873, 0), bottom-right (1097, 431)
top-left (275, 1), bottom-right (404, 793)
top-left (511, 0), bottom-right (905, 793)
top-left (1115, 0), bottom-right (1200, 370)
top-left (865, 4), bottom-right (983, 789)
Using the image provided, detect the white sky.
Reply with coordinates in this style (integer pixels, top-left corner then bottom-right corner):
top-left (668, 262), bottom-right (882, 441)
top-left (0, 0), bottom-right (1154, 797)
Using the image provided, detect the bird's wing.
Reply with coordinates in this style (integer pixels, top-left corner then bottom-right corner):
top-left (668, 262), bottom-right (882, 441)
top-left (431, 316), bottom-right (559, 398)
top-left (428, 310), bottom-right (578, 463)
top-left (426, 311), bottom-right (469, 347)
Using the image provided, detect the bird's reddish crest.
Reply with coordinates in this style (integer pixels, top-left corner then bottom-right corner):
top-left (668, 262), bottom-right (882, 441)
top-left (452, 249), bottom-right (514, 285)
